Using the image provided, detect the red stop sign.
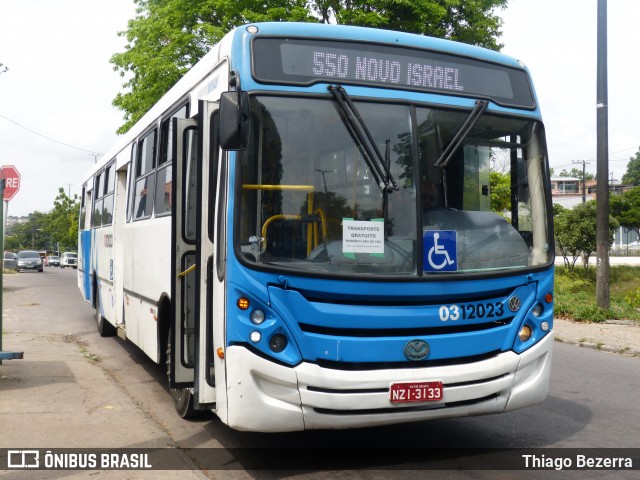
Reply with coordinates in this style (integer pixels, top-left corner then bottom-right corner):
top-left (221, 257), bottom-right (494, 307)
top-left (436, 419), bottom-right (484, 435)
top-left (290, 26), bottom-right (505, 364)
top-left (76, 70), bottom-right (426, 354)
top-left (1, 165), bottom-right (21, 201)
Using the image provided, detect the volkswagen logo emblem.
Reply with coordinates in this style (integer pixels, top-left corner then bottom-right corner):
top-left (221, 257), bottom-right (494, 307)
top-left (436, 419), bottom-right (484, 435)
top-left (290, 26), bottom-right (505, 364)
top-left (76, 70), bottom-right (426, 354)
top-left (508, 295), bottom-right (522, 312)
top-left (404, 340), bottom-right (430, 361)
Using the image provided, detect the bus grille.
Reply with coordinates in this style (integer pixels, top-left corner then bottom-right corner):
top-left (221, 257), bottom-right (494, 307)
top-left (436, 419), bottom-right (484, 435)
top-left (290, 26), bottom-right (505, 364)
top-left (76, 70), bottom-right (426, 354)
top-left (314, 350), bottom-right (502, 371)
top-left (299, 318), bottom-right (513, 338)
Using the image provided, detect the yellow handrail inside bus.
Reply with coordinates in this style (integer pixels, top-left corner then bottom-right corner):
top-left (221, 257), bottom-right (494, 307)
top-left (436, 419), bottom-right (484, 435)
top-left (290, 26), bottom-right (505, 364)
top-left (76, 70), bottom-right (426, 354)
top-left (244, 184), bottom-right (327, 255)
top-left (177, 264), bottom-right (196, 278)
top-left (261, 214), bottom-right (302, 244)
top-left (242, 184), bottom-right (314, 192)
top-left (313, 208), bottom-right (328, 247)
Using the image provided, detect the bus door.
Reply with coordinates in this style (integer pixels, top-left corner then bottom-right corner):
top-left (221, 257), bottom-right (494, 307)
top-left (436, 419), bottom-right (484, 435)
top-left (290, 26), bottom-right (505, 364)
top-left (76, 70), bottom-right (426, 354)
top-left (171, 101), bottom-right (221, 409)
top-left (171, 118), bottom-right (198, 390)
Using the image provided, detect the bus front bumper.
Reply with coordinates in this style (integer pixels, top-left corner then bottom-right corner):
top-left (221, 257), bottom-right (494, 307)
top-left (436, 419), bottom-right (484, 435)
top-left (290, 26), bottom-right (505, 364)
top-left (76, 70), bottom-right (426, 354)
top-left (224, 332), bottom-right (553, 432)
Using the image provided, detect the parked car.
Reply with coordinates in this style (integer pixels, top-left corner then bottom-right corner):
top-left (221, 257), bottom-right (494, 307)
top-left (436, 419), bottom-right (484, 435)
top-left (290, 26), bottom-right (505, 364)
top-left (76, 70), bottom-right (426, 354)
top-left (16, 250), bottom-right (44, 272)
top-left (46, 255), bottom-right (61, 267)
top-left (60, 252), bottom-right (78, 269)
top-left (3, 251), bottom-right (17, 271)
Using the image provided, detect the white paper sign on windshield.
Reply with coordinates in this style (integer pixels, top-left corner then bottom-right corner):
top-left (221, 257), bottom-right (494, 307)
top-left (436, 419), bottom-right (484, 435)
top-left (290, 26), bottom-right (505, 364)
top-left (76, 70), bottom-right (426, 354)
top-left (342, 219), bottom-right (384, 254)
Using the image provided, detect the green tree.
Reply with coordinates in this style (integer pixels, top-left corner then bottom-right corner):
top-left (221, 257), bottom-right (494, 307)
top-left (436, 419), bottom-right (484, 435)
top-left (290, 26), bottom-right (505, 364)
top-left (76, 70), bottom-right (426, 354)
top-left (610, 186), bottom-right (640, 239)
top-left (554, 200), bottom-right (618, 270)
top-left (4, 220), bottom-right (32, 251)
top-left (552, 202), bottom-right (565, 217)
top-left (5, 189), bottom-right (80, 253)
top-left (314, 0), bottom-right (506, 49)
top-left (43, 188), bottom-right (80, 252)
top-left (111, 0), bottom-right (508, 133)
top-left (554, 208), bottom-right (580, 270)
top-left (489, 170), bottom-right (510, 213)
top-left (558, 167), bottom-right (595, 181)
top-left (621, 147), bottom-right (640, 186)
top-left (5, 212), bottom-right (49, 251)
top-left (111, 0), bottom-right (314, 133)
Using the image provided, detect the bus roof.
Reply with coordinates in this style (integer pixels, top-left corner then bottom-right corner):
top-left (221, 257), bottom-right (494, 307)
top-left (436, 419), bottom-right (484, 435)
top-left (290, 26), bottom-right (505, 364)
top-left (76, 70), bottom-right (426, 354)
top-left (240, 22), bottom-right (526, 70)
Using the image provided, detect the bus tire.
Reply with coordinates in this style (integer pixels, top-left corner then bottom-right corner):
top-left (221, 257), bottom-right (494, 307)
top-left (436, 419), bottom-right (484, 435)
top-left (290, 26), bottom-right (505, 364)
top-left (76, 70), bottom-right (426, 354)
top-left (167, 329), bottom-right (198, 419)
top-left (95, 285), bottom-right (116, 337)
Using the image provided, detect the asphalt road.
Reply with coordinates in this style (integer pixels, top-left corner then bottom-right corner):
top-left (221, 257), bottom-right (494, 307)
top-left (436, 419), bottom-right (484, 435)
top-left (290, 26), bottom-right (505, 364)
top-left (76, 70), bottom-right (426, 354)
top-left (1, 267), bottom-right (639, 479)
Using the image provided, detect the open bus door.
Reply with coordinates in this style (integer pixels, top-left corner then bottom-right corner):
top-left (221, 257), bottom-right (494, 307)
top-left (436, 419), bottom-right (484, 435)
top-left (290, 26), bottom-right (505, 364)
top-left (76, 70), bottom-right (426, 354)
top-left (170, 117), bottom-right (198, 416)
top-left (170, 102), bottom-right (221, 416)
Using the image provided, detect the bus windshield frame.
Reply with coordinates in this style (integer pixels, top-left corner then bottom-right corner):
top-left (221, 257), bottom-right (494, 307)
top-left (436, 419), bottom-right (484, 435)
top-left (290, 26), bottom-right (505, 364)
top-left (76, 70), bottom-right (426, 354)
top-left (235, 94), bottom-right (552, 279)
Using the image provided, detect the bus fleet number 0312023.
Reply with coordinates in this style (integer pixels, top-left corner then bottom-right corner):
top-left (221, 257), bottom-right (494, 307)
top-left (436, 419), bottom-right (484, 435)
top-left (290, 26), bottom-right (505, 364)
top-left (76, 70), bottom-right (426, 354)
top-left (439, 302), bottom-right (505, 321)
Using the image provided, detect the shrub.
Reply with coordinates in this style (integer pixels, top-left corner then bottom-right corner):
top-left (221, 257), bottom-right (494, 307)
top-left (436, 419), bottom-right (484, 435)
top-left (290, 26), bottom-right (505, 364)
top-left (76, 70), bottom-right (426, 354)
top-left (625, 288), bottom-right (640, 309)
top-left (554, 266), bottom-right (640, 322)
top-left (573, 305), bottom-right (610, 323)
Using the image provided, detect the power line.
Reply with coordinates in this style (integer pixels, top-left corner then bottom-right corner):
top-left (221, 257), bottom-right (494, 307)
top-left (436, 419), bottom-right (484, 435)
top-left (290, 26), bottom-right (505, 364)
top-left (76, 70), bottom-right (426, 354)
top-left (580, 145), bottom-right (638, 163)
top-left (0, 112), bottom-right (102, 156)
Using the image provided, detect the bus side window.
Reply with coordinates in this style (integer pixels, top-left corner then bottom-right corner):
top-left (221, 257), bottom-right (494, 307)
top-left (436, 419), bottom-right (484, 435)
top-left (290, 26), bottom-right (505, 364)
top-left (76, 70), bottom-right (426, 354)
top-left (156, 105), bottom-right (187, 216)
top-left (92, 172), bottom-right (103, 228)
top-left (126, 144), bottom-right (137, 223)
top-left (80, 185), bottom-right (87, 230)
top-left (132, 129), bottom-right (157, 220)
top-left (102, 163), bottom-right (115, 225)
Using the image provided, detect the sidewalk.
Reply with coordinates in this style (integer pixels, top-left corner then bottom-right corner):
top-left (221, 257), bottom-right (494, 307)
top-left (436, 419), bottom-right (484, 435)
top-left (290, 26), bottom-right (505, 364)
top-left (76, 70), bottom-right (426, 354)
top-left (0, 334), bottom-right (212, 478)
top-left (554, 318), bottom-right (640, 357)
top-left (553, 256), bottom-right (640, 356)
top-left (0, 271), bottom-right (211, 478)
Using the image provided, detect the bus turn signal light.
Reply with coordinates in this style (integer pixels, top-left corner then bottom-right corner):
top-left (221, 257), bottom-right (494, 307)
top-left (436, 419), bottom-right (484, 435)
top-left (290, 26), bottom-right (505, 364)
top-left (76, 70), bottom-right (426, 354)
top-left (237, 297), bottom-right (250, 310)
top-left (545, 293), bottom-right (553, 303)
top-left (216, 347), bottom-right (225, 359)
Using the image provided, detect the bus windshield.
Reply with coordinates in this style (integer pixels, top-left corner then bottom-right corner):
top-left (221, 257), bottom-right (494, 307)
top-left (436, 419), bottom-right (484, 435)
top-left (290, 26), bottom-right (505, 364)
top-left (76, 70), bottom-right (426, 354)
top-left (238, 95), bottom-right (551, 276)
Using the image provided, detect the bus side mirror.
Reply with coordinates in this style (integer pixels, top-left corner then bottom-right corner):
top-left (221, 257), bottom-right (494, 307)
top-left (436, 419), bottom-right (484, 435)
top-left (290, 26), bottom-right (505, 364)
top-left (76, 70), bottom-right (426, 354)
top-left (219, 91), bottom-right (250, 150)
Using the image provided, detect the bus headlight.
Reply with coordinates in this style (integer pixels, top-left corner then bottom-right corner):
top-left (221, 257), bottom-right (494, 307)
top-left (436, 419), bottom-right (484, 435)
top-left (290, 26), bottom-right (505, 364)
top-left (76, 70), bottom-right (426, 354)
top-left (269, 334), bottom-right (287, 353)
top-left (519, 325), bottom-right (532, 342)
top-left (250, 309), bottom-right (266, 325)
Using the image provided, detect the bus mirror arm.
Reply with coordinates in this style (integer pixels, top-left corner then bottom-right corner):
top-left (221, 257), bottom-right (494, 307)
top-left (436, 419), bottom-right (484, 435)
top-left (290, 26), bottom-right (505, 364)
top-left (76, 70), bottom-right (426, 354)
top-left (220, 90), bottom-right (250, 150)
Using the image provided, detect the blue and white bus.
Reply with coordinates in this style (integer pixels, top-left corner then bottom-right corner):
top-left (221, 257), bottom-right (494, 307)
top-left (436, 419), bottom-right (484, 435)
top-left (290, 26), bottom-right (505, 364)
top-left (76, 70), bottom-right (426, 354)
top-left (79, 22), bottom-right (554, 432)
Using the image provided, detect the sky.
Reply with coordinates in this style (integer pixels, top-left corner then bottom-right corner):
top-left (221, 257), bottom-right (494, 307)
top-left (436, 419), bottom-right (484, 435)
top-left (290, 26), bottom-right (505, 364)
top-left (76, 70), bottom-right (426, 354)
top-left (0, 0), bottom-right (639, 217)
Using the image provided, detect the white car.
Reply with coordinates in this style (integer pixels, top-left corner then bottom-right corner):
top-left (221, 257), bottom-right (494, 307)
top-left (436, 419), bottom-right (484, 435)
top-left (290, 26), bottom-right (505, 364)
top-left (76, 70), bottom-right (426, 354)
top-left (60, 252), bottom-right (78, 269)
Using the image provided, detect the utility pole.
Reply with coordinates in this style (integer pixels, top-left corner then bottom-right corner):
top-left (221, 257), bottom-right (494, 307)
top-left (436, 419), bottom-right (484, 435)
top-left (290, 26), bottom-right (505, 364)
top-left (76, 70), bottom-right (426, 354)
top-left (596, 0), bottom-right (610, 309)
top-left (314, 169), bottom-right (331, 195)
top-left (572, 160), bottom-right (591, 203)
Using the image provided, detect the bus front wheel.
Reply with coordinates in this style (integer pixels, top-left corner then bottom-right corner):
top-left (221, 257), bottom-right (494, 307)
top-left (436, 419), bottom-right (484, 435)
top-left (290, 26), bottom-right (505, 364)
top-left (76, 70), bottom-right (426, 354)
top-left (171, 388), bottom-right (195, 419)
top-left (166, 330), bottom-right (198, 419)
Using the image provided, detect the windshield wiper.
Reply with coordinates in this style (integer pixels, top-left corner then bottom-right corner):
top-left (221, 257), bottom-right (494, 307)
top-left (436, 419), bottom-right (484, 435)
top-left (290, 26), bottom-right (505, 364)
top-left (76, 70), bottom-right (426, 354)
top-left (434, 100), bottom-right (489, 168)
top-left (328, 85), bottom-right (398, 192)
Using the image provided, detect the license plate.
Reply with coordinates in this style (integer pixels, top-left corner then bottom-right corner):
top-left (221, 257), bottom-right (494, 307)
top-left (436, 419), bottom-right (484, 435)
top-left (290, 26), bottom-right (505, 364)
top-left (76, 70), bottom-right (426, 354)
top-left (390, 381), bottom-right (443, 403)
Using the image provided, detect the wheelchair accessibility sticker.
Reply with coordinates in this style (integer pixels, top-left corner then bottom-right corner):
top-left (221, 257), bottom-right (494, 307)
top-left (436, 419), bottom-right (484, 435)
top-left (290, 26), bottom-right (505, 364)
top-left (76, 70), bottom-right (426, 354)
top-left (423, 230), bottom-right (457, 272)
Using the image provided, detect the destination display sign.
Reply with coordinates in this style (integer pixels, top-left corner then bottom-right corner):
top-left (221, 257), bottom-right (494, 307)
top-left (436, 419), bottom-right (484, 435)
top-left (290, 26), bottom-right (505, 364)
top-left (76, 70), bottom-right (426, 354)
top-left (252, 38), bottom-right (535, 109)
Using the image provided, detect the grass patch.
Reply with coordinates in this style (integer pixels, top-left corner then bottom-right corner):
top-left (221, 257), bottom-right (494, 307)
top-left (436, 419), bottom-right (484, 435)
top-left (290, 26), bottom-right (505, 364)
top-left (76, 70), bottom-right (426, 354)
top-left (555, 266), bottom-right (640, 322)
